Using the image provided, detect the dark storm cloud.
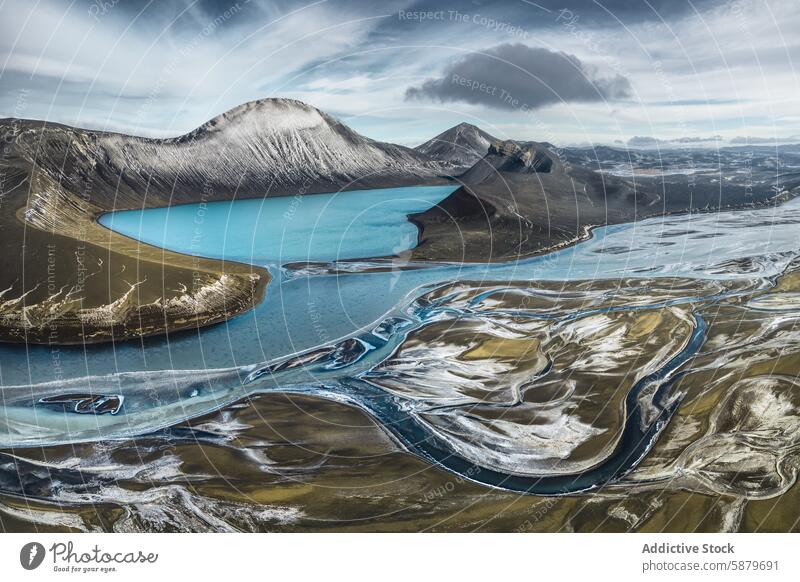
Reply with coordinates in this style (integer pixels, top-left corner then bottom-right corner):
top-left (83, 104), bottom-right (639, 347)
top-left (405, 43), bottom-right (631, 111)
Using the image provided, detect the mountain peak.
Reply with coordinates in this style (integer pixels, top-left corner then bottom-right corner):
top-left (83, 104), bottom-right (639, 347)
top-left (452, 121), bottom-right (481, 132)
top-left (415, 122), bottom-right (498, 169)
top-left (182, 98), bottom-right (336, 141)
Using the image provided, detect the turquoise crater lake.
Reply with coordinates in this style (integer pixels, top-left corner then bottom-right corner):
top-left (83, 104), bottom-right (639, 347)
top-left (98, 185), bottom-right (457, 263)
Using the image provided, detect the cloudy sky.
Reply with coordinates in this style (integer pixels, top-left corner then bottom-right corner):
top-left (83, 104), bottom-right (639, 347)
top-left (1, 0), bottom-right (798, 146)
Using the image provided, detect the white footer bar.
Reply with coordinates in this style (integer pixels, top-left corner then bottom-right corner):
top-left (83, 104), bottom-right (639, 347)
top-left (1, 533), bottom-right (797, 581)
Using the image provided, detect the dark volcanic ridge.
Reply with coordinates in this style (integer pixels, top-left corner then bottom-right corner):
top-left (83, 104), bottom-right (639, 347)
top-left (410, 138), bottom-right (797, 262)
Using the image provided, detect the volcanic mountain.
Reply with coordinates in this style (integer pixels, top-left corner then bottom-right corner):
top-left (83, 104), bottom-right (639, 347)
top-left (414, 122), bottom-right (497, 170)
top-left (12, 98), bottom-right (445, 210)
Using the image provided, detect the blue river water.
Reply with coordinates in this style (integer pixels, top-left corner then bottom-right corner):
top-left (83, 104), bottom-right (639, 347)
top-left (1, 187), bottom-right (799, 493)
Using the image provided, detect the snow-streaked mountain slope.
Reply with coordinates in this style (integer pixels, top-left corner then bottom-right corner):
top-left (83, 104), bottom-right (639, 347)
top-left (12, 98), bottom-right (445, 209)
